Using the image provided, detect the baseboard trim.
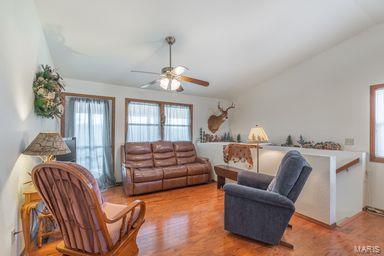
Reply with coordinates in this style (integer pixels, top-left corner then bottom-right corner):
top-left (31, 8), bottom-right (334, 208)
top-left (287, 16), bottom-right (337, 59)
top-left (363, 206), bottom-right (384, 216)
top-left (294, 212), bottom-right (336, 229)
top-left (337, 211), bottom-right (365, 227)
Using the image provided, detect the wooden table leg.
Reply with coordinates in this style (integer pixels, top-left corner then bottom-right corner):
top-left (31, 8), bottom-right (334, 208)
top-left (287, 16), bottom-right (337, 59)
top-left (217, 176), bottom-right (225, 189)
top-left (21, 201), bottom-right (39, 256)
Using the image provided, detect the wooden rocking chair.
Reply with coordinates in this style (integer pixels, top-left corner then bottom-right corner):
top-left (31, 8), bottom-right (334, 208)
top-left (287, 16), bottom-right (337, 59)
top-left (31, 162), bottom-right (146, 256)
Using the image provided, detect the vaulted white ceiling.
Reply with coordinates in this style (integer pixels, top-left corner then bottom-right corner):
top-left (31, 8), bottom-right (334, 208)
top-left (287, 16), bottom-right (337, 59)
top-left (35, 0), bottom-right (384, 99)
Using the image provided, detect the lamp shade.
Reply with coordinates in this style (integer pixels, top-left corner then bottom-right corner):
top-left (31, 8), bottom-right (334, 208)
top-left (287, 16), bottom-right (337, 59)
top-left (23, 132), bottom-right (71, 156)
top-left (248, 125), bottom-right (269, 143)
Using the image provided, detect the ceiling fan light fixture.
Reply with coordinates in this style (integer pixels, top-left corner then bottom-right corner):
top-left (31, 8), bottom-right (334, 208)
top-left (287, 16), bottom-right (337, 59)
top-left (172, 66), bottom-right (188, 76)
top-left (159, 78), bottom-right (181, 91)
top-left (132, 36), bottom-right (209, 91)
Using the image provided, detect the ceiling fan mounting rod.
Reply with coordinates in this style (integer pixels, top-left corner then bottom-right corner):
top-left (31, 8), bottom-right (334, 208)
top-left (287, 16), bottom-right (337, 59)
top-left (165, 36), bottom-right (175, 68)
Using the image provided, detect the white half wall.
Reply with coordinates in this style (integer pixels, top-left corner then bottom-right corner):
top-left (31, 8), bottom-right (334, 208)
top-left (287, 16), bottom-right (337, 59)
top-left (64, 78), bottom-right (231, 181)
top-left (229, 23), bottom-right (384, 210)
top-left (0, 0), bottom-right (56, 255)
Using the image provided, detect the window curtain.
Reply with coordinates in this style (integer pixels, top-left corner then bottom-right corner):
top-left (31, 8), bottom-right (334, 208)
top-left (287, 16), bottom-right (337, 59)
top-left (65, 97), bottom-right (115, 189)
top-left (376, 89), bottom-right (384, 157)
top-left (127, 101), bottom-right (161, 142)
top-left (164, 104), bottom-right (191, 141)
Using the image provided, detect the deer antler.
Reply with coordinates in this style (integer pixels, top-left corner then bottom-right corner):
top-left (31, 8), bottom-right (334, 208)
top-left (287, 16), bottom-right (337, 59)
top-left (225, 102), bottom-right (235, 111)
top-left (218, 102), bottom-right (224, 112)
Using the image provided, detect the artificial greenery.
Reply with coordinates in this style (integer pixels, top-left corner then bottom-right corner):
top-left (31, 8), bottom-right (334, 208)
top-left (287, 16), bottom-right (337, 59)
top-left (237, 134), bottom-right (241, 143)
top-left (33, 65), bottom-right (65, 118)
top-left (297, 134), bottom-right (306, 147)
top-left (284, 135), bottom-right (293, 146)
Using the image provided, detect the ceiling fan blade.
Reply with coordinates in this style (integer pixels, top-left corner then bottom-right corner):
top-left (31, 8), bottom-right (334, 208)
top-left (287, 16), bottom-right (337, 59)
top-left (140, 79), bottom-right (159, 88)
top-left (176, 85), bottom-right (184, 92)
top-left (171, 65), bottom-right (188, 76)
top-left (131, 70), bottom-right (160, 75)
top-left (179, 76), bottom-right (209, 87)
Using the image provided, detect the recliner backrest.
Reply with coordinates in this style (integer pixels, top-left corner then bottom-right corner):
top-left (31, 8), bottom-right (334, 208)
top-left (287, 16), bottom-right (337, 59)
top-left (173, 141), bottom-right (197, 165)
top-left (270, 150), bottom-right (312, 202)
top-left (152, 141), bottom-right (177, 167)
top-left (125, 142), bottom-right (154, 168)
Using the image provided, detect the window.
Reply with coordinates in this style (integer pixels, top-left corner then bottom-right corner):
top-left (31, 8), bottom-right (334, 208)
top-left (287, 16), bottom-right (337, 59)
top-left (164, 104), bottom-right (191, 141)
top-left (61, 93), bottom-right (116, 189)
top-left (126, 101), bottom-right (161, 142)
top-left (125, 99), bottom-right (192, 142)
top-left (370, 84), bottom-right (384, 162)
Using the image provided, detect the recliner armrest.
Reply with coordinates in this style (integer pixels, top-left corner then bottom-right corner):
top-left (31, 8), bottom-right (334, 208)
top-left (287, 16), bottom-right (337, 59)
top-left (196, 157), bottom-right (210, 164)
top-left (224, 183), bottom-right (295, 210)
top-left (238, 170), bottom-right (274, 190)
top-left (121, 164), bottom-right (134, 196)
top-left (120, 144), bottom-right (126, 166)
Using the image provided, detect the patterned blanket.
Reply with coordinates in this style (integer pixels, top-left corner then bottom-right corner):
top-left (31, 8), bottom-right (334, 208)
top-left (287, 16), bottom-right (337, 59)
top-left (223, 143), bottom-right (257, 168)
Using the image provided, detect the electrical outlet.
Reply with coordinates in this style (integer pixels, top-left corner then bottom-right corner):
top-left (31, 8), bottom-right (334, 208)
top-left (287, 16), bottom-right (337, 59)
top-left (344, 138), bottom-right (354, 146)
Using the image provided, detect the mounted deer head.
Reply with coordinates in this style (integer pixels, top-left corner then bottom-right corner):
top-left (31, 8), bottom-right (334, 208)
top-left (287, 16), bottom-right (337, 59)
top-left (208, 102), bottom-right (235, 133)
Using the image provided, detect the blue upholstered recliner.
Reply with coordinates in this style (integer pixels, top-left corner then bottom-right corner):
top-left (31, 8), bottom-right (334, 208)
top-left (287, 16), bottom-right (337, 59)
top-left (224, 150), bottom-right (312, 246)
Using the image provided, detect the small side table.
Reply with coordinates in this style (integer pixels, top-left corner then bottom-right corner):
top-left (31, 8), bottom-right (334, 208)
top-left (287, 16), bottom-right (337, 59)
top-left (21, 191), bottom-right (41, 256)
top-left (214, 165), bottom-right (245, 189)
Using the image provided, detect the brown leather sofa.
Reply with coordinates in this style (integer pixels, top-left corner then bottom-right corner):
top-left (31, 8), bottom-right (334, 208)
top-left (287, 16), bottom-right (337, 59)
top-left (121, 141), bottom-right (212, 196)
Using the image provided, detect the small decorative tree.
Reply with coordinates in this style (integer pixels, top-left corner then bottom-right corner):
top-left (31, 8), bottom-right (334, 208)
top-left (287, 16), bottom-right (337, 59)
top-left (237, 134), bottom-right (241, 143)
top-left (224, 132), bottom-right (229, 142)
top-left (285, 135), bottom-right (293, 146)
top-left (297, 134), bottom-right (305, 147)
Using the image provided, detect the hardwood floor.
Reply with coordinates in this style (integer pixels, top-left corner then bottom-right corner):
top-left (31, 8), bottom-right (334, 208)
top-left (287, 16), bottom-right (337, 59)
top-left (32, 183), bottom-right (384, 256)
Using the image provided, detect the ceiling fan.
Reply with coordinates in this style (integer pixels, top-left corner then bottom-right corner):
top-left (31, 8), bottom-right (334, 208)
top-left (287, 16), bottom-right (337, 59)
top-left (132, 36), bottom-right (209, 92)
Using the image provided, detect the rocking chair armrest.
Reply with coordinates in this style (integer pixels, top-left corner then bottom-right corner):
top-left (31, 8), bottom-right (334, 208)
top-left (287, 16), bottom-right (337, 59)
top-left (104, 200), bottom-right (146, 224)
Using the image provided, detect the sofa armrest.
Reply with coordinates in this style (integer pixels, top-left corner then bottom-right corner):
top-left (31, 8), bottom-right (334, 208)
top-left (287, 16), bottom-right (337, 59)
top-left (238, 170), bottom-right (274, 190)
top-left (195, 157), bottom-right (212, 181)
top-left (121, 145), bottom-right (125, 165)
top-left (121, 164), bottom-right (134, 196)
top-left (196, 157), bottom-right (210, 164)
top-left (224, 183), bottom-right (294, 210)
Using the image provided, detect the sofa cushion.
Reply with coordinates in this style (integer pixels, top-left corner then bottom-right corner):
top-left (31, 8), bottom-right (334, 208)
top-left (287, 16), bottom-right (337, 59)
top-left (134, 180), bottom-right (163, 195)
top-left (163, 165), bottom-right (188, 179)
top-left (133, 168), bottom-right (163, 183)
top-left (152, 141), bottom-right (174, 153)
top-left (125, 142), bottom-right (152, 154)
top-left (187, 174), bottom-right (209, 185)
top-left (102, 202), bottom-right (140, 246)
top-left (125, 142), bottom-right (153, 168)
top-left (185, 163), bottom-right (209, 175)
top-left (152, 141), bottom-right (177, 167)
top-left (174, 141), bottom-right (197, 165)
top-left (163, 177), bottom-right (187, 190)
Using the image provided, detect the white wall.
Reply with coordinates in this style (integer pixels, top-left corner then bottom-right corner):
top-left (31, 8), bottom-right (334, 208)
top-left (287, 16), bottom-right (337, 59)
top-left (229, 23), bottom-right (384, 210)
top-left (64, 79), bottom-right (231, 181)
top-left (0, 0), bottom-right (57, 255)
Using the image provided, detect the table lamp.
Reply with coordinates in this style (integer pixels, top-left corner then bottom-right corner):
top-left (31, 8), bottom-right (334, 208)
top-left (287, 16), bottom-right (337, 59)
top-left (248, 125), bottom-right (269, 173)
top-left (23, 132), bottom-right (71, 162)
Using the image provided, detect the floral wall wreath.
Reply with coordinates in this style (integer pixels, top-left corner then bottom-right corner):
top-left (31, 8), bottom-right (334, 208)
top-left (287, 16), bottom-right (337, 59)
top-left (33, 65), bottom-right (65, 119)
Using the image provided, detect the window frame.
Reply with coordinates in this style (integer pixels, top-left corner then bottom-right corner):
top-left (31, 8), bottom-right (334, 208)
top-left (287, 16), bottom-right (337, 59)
top-left (370, 84), bottom-right (384, 163)
top-left (60, 92), bottom-right (116, 172)
top-left (125, 98), bottom-right (193, 142)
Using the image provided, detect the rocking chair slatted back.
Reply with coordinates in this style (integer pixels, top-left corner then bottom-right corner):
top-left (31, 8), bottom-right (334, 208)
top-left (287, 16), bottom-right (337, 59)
top-left (32, 162), bottom-right (114, 254)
